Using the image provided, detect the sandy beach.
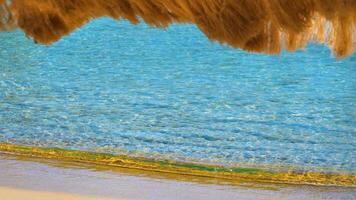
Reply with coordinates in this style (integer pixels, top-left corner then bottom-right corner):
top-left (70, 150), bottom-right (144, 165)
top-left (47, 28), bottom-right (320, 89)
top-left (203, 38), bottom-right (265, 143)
top-left (0, 153), bottom-right (355, 200)
top-left (0, 187), bottom-right (117, 200)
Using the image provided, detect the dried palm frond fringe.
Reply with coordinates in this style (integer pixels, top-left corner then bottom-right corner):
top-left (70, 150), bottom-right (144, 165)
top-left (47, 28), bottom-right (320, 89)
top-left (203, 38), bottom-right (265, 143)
top-left (0, 0), bottom-right (355, 57)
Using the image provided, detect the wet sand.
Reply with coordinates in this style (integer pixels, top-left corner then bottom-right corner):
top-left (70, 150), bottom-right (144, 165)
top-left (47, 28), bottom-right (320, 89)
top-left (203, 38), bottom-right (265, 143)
top-left (0, 153), bottom-right (354, 200)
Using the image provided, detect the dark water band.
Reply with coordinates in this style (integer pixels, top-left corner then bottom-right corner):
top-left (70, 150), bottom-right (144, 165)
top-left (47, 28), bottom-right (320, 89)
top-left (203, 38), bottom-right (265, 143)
top-left (0, 143), bottom-right (354, 187)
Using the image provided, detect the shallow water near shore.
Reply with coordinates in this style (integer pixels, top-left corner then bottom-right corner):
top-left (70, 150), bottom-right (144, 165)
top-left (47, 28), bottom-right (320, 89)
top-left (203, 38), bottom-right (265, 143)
top-left (0, 18), bottom-right (355, 173)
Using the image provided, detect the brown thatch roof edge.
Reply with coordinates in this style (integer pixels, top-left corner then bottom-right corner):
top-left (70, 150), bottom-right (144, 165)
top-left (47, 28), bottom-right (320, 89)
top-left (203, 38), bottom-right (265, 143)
top-left (1, 0), bottom-right (355, 57)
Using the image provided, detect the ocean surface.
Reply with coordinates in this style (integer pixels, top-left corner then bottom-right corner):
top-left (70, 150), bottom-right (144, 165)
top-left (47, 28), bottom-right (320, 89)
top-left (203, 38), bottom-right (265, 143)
top-left (0, 18), bottom-right (355, 173)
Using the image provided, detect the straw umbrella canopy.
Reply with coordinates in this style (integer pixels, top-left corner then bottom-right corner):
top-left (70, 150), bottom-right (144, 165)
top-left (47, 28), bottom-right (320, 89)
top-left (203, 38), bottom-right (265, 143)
top-left (1, 0), bottom-right (355, 57)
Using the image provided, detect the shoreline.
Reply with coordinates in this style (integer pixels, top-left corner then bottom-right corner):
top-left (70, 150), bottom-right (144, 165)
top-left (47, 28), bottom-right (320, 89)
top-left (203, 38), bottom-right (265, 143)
top-left (0, 142), bottom-right (355, 187)
top-left (0, 153), bottom-right (355, 200)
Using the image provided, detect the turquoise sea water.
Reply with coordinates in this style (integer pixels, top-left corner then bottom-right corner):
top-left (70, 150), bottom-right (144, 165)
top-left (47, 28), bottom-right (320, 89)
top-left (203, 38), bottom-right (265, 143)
top-left (0, 18), bottom-right (355, 172)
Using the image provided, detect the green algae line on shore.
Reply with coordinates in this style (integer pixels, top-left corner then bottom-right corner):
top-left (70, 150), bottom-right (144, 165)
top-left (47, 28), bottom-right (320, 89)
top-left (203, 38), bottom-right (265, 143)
top-left (0, 143), bottom-right (355, 187)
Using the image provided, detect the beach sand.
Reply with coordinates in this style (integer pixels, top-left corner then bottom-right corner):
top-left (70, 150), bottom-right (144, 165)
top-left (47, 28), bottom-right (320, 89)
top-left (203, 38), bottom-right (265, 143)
top-left (0, 153), bottom-right (354, 200)
top-left (0, 187), bottom-right (117, 200)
